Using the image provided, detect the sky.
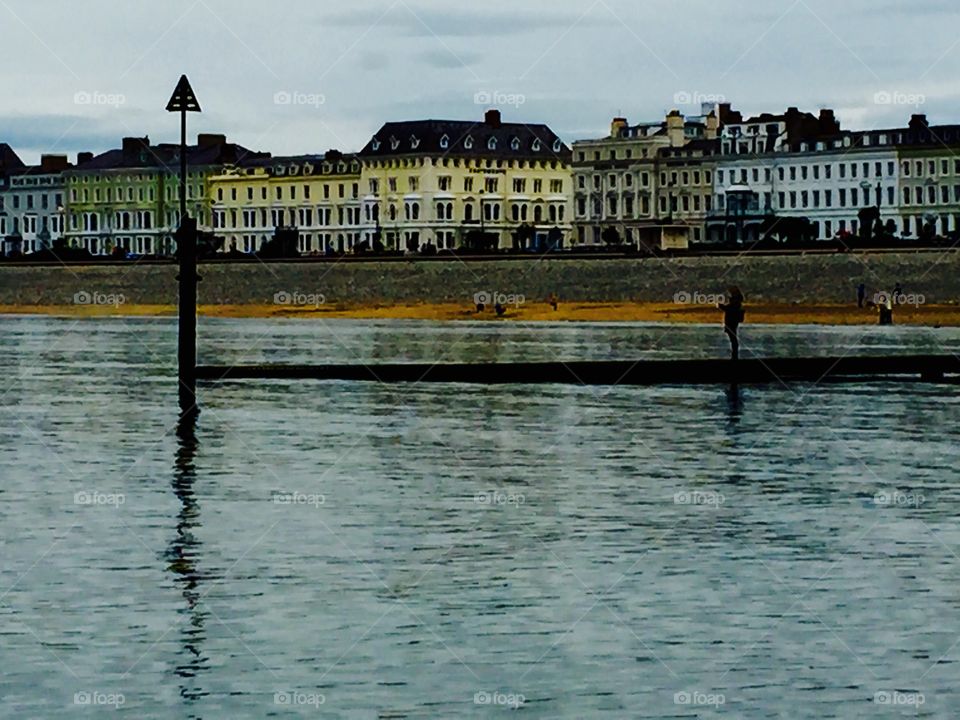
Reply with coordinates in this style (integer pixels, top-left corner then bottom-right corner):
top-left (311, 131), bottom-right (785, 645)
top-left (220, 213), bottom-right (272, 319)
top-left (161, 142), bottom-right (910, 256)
top-left (1, 0), bottom-right (958, 164)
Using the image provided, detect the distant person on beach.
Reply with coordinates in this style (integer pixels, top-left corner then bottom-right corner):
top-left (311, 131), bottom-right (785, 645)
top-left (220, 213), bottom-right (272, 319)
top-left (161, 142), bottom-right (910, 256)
top-left (718, 287), bottom-right (745, 360)
top-left (878, 294), bottom-right (894, 325)
top-left (494, 302), bottom-right (507, 317)
top-left (857, 283), bottom-right (866, 308)
top-left (547, 293), bottom-right (559, 311)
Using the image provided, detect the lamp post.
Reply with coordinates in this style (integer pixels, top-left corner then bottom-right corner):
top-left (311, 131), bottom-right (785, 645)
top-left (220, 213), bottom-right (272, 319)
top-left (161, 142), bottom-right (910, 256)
top-left (166, 75), bottom-right (201, 418)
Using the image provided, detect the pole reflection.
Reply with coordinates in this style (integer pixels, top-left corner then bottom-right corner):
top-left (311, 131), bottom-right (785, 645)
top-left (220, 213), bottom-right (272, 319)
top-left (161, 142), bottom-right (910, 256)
top-left (166, 413), bottom-right (210, 708)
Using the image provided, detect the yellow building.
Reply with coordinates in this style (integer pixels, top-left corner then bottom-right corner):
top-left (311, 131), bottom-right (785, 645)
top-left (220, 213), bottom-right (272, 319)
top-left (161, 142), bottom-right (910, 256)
top-left (358, 109), bottom-right (572, 252)
top-left (208, 152), bottom-right (364, 254)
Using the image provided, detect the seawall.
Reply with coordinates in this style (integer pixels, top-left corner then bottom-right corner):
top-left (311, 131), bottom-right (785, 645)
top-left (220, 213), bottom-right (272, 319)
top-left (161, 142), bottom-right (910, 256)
top-left (0, 252), bottom-right (956, 306)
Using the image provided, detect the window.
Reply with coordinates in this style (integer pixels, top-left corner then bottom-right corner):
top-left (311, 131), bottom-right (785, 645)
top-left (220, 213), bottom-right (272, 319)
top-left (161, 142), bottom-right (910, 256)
top-left (487, 137), bottom-right (497, 150)
top-left (440, 134), bottom-right (450, 150)
top-left (438, 176), bottom-right (451, 192)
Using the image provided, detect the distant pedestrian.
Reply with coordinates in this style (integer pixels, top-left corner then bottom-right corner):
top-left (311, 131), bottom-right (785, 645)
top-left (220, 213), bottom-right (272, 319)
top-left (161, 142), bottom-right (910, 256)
top-left (718, 287), bottom-right (745, 361)
top-left (893, 282), bottom-right (904, 304)
top-left (878, 295), bottom-right (894, 325)
top-left (547, 293), bottom-right (559, 311)
top-left (494, 302), bottom-right (507, 317)
top-left (857, 283), bottom-right (866, 308)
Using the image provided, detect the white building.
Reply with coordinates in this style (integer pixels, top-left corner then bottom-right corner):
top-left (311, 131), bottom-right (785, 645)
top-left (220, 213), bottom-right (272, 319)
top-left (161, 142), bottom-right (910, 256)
top-left (0, 155), bottom-right (70, 254)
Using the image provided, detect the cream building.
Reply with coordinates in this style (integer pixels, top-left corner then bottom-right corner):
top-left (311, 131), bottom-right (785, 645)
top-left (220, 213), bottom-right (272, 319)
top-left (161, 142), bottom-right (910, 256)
top-left (358, 109), bottom-right (572, 252)
top-left (208, 152), bottom-right (365, 254)
top-left (572, 108), bottom-right (719, 248)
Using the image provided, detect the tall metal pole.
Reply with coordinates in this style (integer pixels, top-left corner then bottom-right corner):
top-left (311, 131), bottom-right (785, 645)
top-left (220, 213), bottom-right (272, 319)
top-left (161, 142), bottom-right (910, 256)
top-left (177, 109), bottom-right (198, 417)
top-left (168, 75), bottom-right (201, 418)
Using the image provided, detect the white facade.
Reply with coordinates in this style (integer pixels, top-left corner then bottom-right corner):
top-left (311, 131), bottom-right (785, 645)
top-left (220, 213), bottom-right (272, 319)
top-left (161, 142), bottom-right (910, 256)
top-left (715, 142), bottom-right (902, 240)
top-left (0, 170), bottom-right (67, 253)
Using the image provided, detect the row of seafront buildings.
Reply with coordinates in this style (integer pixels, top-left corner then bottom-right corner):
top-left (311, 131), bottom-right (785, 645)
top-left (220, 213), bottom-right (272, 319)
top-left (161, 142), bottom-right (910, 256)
top-left (2, 105), bottom-right (960, 257)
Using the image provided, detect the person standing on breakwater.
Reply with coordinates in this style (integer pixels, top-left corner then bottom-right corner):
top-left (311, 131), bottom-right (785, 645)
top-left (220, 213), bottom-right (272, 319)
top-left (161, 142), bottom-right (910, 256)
top-left (718, 287), bottom-right (746, 361)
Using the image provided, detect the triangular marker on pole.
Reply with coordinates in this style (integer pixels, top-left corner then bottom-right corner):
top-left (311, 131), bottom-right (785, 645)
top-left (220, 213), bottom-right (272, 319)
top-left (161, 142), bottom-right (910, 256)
top-left (166, 74), bottom-right (201, 113)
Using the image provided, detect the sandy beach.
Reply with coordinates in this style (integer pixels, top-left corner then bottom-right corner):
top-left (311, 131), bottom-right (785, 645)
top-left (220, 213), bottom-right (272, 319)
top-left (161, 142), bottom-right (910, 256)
top-left (2, 301), bottom-right (958, 326)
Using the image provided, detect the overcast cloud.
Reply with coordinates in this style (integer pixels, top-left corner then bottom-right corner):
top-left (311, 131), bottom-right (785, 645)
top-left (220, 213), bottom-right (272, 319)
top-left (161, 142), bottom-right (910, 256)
top-left (1, 0), bottom-right (958, 163)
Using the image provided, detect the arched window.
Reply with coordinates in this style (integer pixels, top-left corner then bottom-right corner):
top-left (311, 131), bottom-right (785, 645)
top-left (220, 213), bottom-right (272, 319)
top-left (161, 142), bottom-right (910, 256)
top-left (464, 136), bottom-right (474, 150)
top-left (488, 137), bottom-right (497, 151)
top-left (464, 203), bottom-right (474, 222)
top-left (440, 134), bottom-right (450, 150)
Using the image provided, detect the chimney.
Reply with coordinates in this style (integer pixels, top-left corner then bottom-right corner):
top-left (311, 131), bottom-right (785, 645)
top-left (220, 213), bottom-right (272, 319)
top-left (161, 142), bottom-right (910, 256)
top-left (122, 136), bottom-right (149, 158)
top-left (818, 108), bottom-right (839, 134)
top-left (39, 154), bottom-right (70, 173)
top-left (610, 117), bottom-right (628, 138)
top-left (484, 109), bottom-right (502, 128)
top-left (666, 109), bottom-right (685, 147)
top-left (197, 133), bottom-right (226, 149)
top-left (909, 114), bottom-right (928, 130)
top-left (77, 151), bottom-right (94, 165)
top-left (705, 111), bottom-right (719, 140)
top-left (717, 103), bottom-right (741, 126)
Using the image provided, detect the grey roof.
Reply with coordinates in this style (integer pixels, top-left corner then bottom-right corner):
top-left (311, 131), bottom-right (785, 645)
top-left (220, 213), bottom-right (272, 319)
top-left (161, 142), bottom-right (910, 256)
top-left (360, 117), bottom-right (570, 161)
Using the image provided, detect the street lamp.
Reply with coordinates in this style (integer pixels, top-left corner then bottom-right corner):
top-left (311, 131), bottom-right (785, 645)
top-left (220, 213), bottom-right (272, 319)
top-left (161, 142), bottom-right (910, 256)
top-left (166, 74), bottom-right (201, 418)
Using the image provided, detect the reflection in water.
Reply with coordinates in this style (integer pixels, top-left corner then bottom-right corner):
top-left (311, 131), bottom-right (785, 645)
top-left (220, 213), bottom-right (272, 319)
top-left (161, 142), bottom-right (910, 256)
top-left (725, 384), bottom-right (744, 427)
top-left (166, 415), bottom-right (210, 708)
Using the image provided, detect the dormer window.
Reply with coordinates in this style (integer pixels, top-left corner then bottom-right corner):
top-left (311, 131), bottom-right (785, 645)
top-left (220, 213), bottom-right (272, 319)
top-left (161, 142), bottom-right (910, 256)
top-left (488, 137), bottom-right (498, 150)
top-left (371, 139), bottom-right (381, 151)
top-left (464, 136), bottom-right (474, 150)
top-left (410, 135), bottom-right (421, 150)
top-left (440, 134), bottom-right (450, 150)
top-left (532, 139), bottom-right (542, 152)
top-left (511, 137), bottom-right (521, 151)
top-left (390, 136), bottom-right (400, 151)
top-left (552, 139), bottom-right (562, 152)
